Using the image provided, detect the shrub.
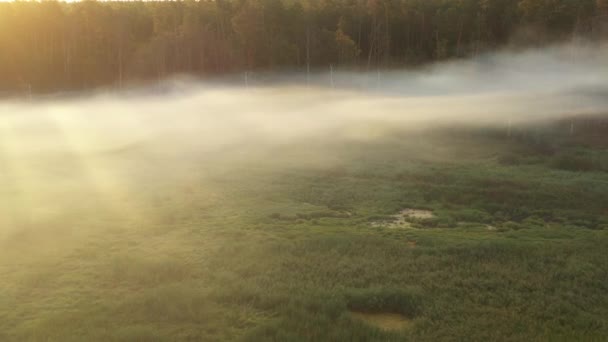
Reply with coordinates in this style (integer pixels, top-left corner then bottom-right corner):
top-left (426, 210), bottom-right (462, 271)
top-left (521, 217), bottom-right (546, 228)
top-left (502, 221), bottom-right (523, 230)
top-left (550, 154), bottom-right (595, 172)
top-left (345, 287), bottom-right (423, 317)
top-left (498, 153), bottom-right (523, 165)
top-left (452, 209), bottom-right (492, 224)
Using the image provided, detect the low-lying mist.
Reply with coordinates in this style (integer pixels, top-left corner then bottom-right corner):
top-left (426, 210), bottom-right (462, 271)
top-left (1, 42), bottom-right (607, 153)
top-left (0, 42), bottom-right (607, 241)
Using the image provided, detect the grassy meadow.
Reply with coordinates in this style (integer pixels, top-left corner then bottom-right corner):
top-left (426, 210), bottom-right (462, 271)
top-left (1, 112), bottom-right (608, 341)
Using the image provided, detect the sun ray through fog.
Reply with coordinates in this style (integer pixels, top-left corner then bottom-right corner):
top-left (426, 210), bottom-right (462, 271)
top-left (0, 118), bottom-right (24, 235)
top-left (44, 104), bottom-right (150, 228)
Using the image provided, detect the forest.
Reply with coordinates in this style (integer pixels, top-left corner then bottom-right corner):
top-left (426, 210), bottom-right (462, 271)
top-left (1, 0), bottom-right (607, 93)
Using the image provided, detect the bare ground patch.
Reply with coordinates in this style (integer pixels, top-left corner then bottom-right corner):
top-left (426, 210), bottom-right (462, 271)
top-left (371, 208), bottom-right (435, 228)
top-left (349, 311), bottom-right (413, 331)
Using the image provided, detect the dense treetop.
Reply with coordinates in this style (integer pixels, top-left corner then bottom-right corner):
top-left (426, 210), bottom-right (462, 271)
top-left (0, 0), bottom-right (607, 93)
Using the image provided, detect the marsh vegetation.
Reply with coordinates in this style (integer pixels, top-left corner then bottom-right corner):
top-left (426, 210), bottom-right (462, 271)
top-left (2, 109), bottom-right (608, 341)
top-left (1, 42), bottom-right (608, 341)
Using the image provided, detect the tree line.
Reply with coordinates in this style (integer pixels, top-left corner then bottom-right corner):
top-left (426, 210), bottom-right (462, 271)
top-left (0, 0), bottom-right (607, 93)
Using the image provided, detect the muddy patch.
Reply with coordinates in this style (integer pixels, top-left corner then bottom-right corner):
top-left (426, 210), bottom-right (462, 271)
top-left (350, 311), bottom-right (413, 331)
top-left (400, 209), bottom-right (434, 219)
top-left (371, 208), bottom-right (435, 228)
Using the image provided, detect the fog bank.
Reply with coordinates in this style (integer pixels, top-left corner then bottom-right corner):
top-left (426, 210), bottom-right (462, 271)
top-left (0, 42), bottom-right (607, 155)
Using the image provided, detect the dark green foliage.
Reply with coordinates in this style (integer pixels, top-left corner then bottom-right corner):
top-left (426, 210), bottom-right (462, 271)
top-left (0, 0), bottom-right (606, 94)
top-left (345, 287), bottom-right (423, 317)
top-left (551, 153), bottom-right (598, 172)
top-left (450, 209), bottom-right (493, 224)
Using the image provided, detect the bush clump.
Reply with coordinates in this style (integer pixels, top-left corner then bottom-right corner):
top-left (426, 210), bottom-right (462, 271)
top-left (550, 154), bottom-right (595, 172)
top-left (345, 287), bottom-right (423, 318)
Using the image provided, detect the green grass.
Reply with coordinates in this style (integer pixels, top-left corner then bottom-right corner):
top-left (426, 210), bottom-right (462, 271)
top-left (1, 119), bottom-right (607, 341)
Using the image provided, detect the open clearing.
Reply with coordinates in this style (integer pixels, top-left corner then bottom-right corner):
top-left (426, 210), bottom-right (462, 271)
top-left (371, 208), bottom-right (435, 229)
top-left (1, 114), bottom-right (608, 341)
top-left (349, 311), bottom-right (413, 332)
